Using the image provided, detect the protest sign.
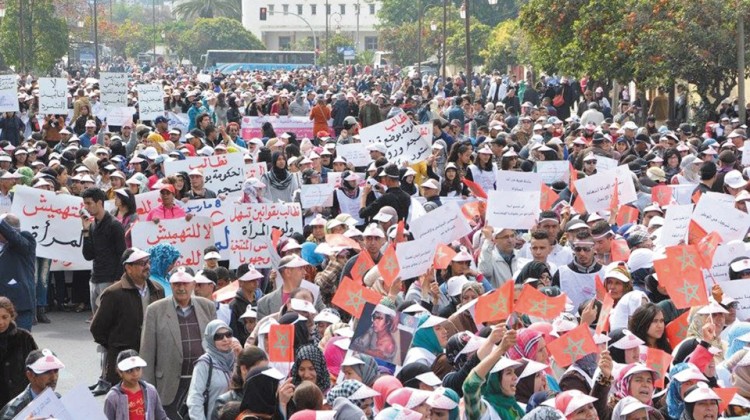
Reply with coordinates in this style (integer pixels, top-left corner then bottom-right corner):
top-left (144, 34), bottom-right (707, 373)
top-left (228, 203), bottom-right (303, 268)
top-left (137, 83), bottom-right (165, 120)
top-left (692, 194), bottom-right (750, 242)
top-left (743, 140), bottom-right (750, 166)
top-left (416, 123), bottom-right (432, 146)
top-left (486, 190), bottom-right (540, 230)
top-left (241, 115), bottom-right (329, 140)
top-left (359, 113), bottom-right (431, 164)
top-left (0, 75), bottom-right (18, 112)
top-left (132, 216), bottom-right (215, 269)
top-left (535, 161), bottom-right (570, 184)
top-left (396, 239), bottom-right (437, 280)
top-left (704, 191), bottom-right (736, 206)
top-left (60, 384), bottom-right (107, 420)
top-left (350, 303), bottom-right (417, 366)
top-left (38, 78), bottom-right (68, 115)
top-left (244, 162), bottom-right (268, 180)
top-left (300, 183), bottom-right (335, 208)
top-left (495, 170), bottom-right (542, 193)
top-left (336, 142), bottom-right (372, 167)
top-left (701, 241), bottom-right (750, 287)
top-left (197, 73), bottom-right (212, 83)
top-left (410, 201), bottom-right (471, 245)
top-left (573, 166), bottom-right (637, 213)
top-left (99, 72), bottom-right (128, 109)
top-left (184, 198), bottom-right (234, 259)
top-left (51, 259), bottom-right (93, 271)
top-left (670, 184), bottom-right (696, 205)
top-left (106, 107), bottom-right (134, 127)
top-left (165, 153), bottom-right (245, 196)
top-left (595, 155), bottom-right (619, 173)
top-left (659, 204), bottom-right (694, 247)
top-left (327, 171), bottom-right (342, 186)
top-left (720, 279), bottom-right (750, 320)
top-left (10, 186), bottom-right (88, 264)
top-left (15, 388), bottom-right (73, 420)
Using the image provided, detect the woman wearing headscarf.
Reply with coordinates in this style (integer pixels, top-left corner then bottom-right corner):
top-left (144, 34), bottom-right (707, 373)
top-left (443, 330), bottom-right (497, 397)
top-left (404, 314), bottom-right (451, 368)
top-left (682, 304), bottom-right (726, 364)
top-left (678, 383), bottom-right (721, 420)
top-left (291, 344), bottom-right (331, 393)
top-left (212, 346), bottom-right (268, 420)
top-left (261, 152), bottom-right (300, 203)
top-left (607, 364), bottom-right (661, 418)
top-left (426, 387), bottom-right (460, 420)
top-left (239, 366), bottom-right (286, 420)
top-left (341, 354), bottom-right (380, 387)
top-left (326, 379), bottom-right (380, 420)
top-left (372, 375), bottom-right (402, 412)
top-left (514, 360), bottom-right (551, 407)
top-left (671, 154), bottom-right (701, 185)
top-left (147, 243), bottom-right (180, 296)
top-left (323, 335), bottom-right (348, 385)
top-left (187, 320), bottom-right (237, 420)
top-left (662, 363), bottom-right (708, 420)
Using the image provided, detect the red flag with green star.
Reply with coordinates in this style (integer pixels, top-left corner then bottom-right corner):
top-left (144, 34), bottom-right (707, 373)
top-left (462, 178), bottom-right (488, 200)
top-left (332, 276), bottom-right (383, 318)
top-left (434, 244), bottom-right (457, 270)
top-left (540, 183), bottom-right (560, 211)
top-left (595, 274), bottom-right (607, 301)
top-left (610, 238), bottom-right (631, 262)
top-left (696, 231), bottom-right (722, 270)
top-left (350, 250), bottom-right (375, 284)
top-left (651, 185), bottom-right (673, 207)
top-left (595, 293), bottom-right (614, 335)
top-left (268, 324), bottom-right (295, 362)
top-left (377, 245), bottom-right (400, 290)
top-left (616, 205), bottom-right (640, 226)
top-left (688, 220), bottom-right (708, 245)
top-left (660, 246), bottom-right (708, 309)
top-left (547, 324), bottom-right (598, 367)
top-left (572, 194), bottom-right (587, 215)
top-left (514, 284), bottom-right (567, 320)
top-left (475, 280), bottom-right (514, 324)
top-left (646, 347), bottom-right (673, 388)
top-left (665, 310), bottom-right (690, 349)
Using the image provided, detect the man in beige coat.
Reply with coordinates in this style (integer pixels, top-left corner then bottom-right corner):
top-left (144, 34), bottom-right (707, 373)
top-left (140, 269), bottom-right (216, 419)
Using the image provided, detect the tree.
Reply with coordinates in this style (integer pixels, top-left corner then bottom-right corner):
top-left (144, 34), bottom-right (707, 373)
top-left (319, 33), bottom-right (356, 65)
top-left (174, 0), bottom-right (242, 20)
top-left (480, 19), bottom-right (530, 73)
top-left (445, 20), bottom-right (490, 67)
top-left (378, 0), bottom-right (521, 29)
top-left (176, 18), bottom-right (265, 63)
top-left (0, 0), bottom-right (69, 73)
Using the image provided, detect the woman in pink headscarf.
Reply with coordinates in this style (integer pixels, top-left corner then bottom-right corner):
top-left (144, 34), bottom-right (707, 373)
top-left (323, 335), bottom-right (348, 386)
top-left (372, 375), bottom-right (402, 411)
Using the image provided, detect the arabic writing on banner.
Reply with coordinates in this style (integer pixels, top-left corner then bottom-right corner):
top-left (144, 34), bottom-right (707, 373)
top-left (51, 259), bottom-right (93, 271)
top-left (10, 186), bottom-right (88, 264)
top-left (359, 113), bottom-right (431, 164)
top-left (703, 241), bottom-right (750, 286)
top-left (573, 165), bottom-right (637, 213)
top-left (336, 143), bottom-right (372, 167)
top-left (486, 190), bottom-right (540, 230)
top-left (0, 75), bottom-right (18, 113)
top-left (410, 201), bottom-right (471, 245)
top-left (396, 240), bottom-right (437, 280)
top-left (228, 203), bottom-right (303, 268)
top-left (240, 116), bottom-right (330, 140)
top-left (658, 204), bottom-right (693, 247)
top-left (245, 162), bottom-right (268, 180)
top-left (535, 161), bottom-right (570, 184)
top-left (300, 184), bottom-right (335, 208)
top-left (692, 194), bottom-right (750, 242)
top-left (184, 198), bottom-right (232, 260)
top-left (719, 279), bottom-right (750, 320)
top-left (595, 156), bottom-right (619, 173)
top-left (495, 170), bottom-right (542, 193)
top-left (164, 153), bottom-right (245, 196)
top-left (107, 107), bottom-right (135, 127)
top-left (99, 72), bottom-right (128, 109)
top-left (38, 78), bottom-right (68, 115)
top-left (416, 123), bottom-right (432, 146)
top-left (131, 216), bottom-right (215, 269)
top-left (137, 84), bottom-right (164, 121)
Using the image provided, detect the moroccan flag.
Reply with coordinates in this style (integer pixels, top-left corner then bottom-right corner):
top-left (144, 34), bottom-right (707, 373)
top-left (652, 185), bottom-right (672, 206)
top-left (692, 189), bottom-right (703, 204)
top-left (595, 274), bottom-right (607, 301)
top-left (547, 324), bottom-right (598, 367)
top-left (696, 231), bottom-right (722, 270)
top-left (688, 220), bottom-right (708, 245)
top-left (514, 285), bottom-right (567, 320)
top-left (572, 194), bottom-right (587, 215)
top-left (540, 183), bottom-right (560, 211)
top-left (332, 276), bottom-right (382, 318)
top-left (569, 162), bottom-right (578, 194)
top-left (271, 227), bottom-right (283, 249)
top-left (715, 388), bottom-right (738, 413)
top-left (377, 245), bottom-right (400, 290)
top-left (610, 239), bottom-right (631, 262)
top-left (646, 348), bottom-right (673, 388)
top-left (350, 250), bottom-right (375, 284)
top-left (475, 281), bottom-right (514, 324)
top-left (213, 280), bottom-right (239, 303)
top-left (434, 244), bottom-right (457, 270)
top-left (268, 324), bottom-right (295, 362)
top-left (609, 178), bottom-right (619, 212)
top-left (616, 205), bottom-right (640, 226)
top-left (463, 178), bottom-right (488, 199)
top-left (394, 220), bottom-right (406, 244)
top-left (461, 201), bottom-right (485, 223)
top-left (660, 246), bottom-right (708, 309)
top-left (665, 310), bottom-right (690, 349)
top-left (595, 293), bottom-right (614, 335)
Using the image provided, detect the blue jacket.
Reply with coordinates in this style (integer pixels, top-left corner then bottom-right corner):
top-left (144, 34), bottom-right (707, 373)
top-left (0, 219), bottom-right (35, 312)
top-left (332, 100), bottom-right (349, 128)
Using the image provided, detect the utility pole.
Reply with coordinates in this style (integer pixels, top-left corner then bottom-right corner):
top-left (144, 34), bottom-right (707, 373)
top-left (325, 0), bottom-right (329, 66)
top-left (464, 0), bottom-right (471, 95)
top-left (417, 0), bottom-right (422, 77)
top-left (739, 1), bottom-right (746, 123)
top-left (94, 0), bottom-right (99, 75)
top-left (19, 0), bottom-right (25, 73)
top-left (442, 0), bottom-right (446, 81)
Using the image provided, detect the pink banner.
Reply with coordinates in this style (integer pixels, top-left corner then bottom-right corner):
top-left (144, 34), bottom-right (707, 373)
top-left (241, 116), bottom-right (332, 140)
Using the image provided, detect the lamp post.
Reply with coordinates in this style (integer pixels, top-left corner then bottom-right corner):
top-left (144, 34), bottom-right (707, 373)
top-left (153, 0), bottom-right (157, 64)
top-left (325, 0), bottom-right (329, 66)
top-left (93, 0), bottom-right (99, 76)
top-left (462, 0), bottom-right (497, 96)
top-left (442, 0), bottom-right (447, 81)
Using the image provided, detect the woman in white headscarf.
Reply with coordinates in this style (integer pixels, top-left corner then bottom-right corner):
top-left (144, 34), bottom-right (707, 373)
top-left (237, 178), bottom-right (266, 204)
top-left (671, 154), bottom-right (701, 185)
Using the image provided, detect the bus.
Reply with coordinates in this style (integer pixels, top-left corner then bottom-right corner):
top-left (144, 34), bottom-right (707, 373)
top-left (201, 50), bottom-right (316, 72)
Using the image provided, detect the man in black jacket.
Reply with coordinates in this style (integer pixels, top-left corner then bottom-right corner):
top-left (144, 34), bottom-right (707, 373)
top-left (359, 164), bottom-right (412, 222)
top-left (0, 214), bottom-right (36, 331)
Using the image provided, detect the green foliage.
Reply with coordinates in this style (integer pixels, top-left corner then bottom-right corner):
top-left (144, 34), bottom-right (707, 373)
top-left (378, 0), bottom-right (521, 29)
top-left (357, 50), bottom-right (376, 66)
top-left (175, 18), bottom-right (265, 62)
top-left (480, 19), bottom-right (529, 73)
top-left (319, 33), bottom-right (356, 65)
top-left (445, 20), bottom-right (490, 67)
top-left (174, 0), bottom-right (243, 20)
top-left (0, 0), bottom-right (69, 73)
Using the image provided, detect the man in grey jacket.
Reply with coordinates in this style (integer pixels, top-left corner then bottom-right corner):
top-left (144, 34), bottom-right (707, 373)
top-left (256, 255), bottom-right (324, 320)
top-left (477, 224), bottom-right (519, 289)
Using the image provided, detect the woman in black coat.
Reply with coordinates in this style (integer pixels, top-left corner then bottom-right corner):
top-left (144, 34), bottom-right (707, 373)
top-left (0, 297), bottom-right (38, 407)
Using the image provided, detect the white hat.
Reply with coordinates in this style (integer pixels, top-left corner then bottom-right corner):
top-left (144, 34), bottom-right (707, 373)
top-left (421, 179), bottom-right (440, 190)
top-left (419, 315), bottom-right (448, 329)
top-left (188, 168), bottom-right (204, 177)
top-left (193, 271), bottom-right (214, 284)
top-left (426, 389), bottom-right (459, 410)
top-left (126, 176), bottom-right (142, 186)
top-left (363, 224), bottom-right (385, 238)
top-left (291, 298), bottom-right (317, 314)
top-left (627, 248), bottom-right (654, 272)
top-left (592, 333), bottom-right (611, 345)
top-left (517, 359), bottom-right (548, 379)
top-left (310, 214), bottom-right (327, 226)
top-left (281, 239), bottom-right (303, 253)
top-left (623, 121), bottom-right (638, 130)
top-left (735, 190), bottom-right (750, 203)
top-left (415, 372), bottom-right (442, 387)
top-left (314, 308), bottom-right (341, 324)
top-left (366, 143), bottom-right (387, 155)
top-left (27, 349), bottom-right (65, 374)
top-left (32, 179), bottom-right (52, 188)
top-left (446, 275), bottom-right (470, 297)
top-left (344, 227), bottom-right (363, 238)
top-left (169, 268), bottom-right (194, 283)
top-left (544, 390), bottom-right (598, 416)
top-left (124, 248), bottom-right (150, 264)
top-left (0, 155), bottom-right (10, 162)
top-left (348, 383), bottom-right (381, 401)
top-left (451, 248), bottom-right (473, 262)
top-left (279, 255), bottom-right (310, 268)
top-left (490, 357), bottom-right (522, 373)
top-left (725, 170), bottom-right (747, 189)
top-left (117, 355), bottom-right (147, 371)
top-left (80, 174), bottom-right (95, 183)
top-left (730, 258), bottom-right (750, 272)
top-left (610, 329), bottom-right (645, 350)
top-left (604, 269), bottom-right (630, 283)
top-left (239, 307), bottom-right (257, 320)
top-left (402, 303), bottom-right (430, 314)
top-left (642, 204), bottom-right (663, 214)
top-left (343, 172), bottom-right (359, 182)
top-left (373, 210), bottom-right (394, 223)
top-left (74, 166), bottom-right (90, 173)
top-left (683, 382), bottom-right (720, 403)
top-left (697, 301), bottom-right (729, 315)
top-left (342, 355), bottom-right (365, 367)
top-left (615, 396), bottom-right (651, 416)
top-left (387, 388), bottom-right (432, 410)
top-left (203, 251), bottom-right (221, 260)
top-left (672, 363), bottom-right (708, 383)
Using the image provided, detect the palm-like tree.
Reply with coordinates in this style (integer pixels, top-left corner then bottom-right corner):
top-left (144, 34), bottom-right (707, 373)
top-left (174, 0), bottom-right (242, 20)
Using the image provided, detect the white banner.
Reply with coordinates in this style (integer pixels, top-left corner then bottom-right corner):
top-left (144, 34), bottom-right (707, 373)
top-left (658, 204), bottom-right (693, 247)
top-left (240, 115), bottom-right (327, 140)
top-left (410, 201), bottom-right (471, 245)
top-left (106, 107), bottom-right (134, 127)
top-left (38, 78), bottom-right (68, 115)
top-left (692, 194), bottom-right (750, 242)
top-left (165, 153), bottom-right (246, 196)
top-left (720, 279), bottom-right (750, 321)
top-left (703, 241), bottom-right (750, 285)
top-left (228, 203), bottom-right (303, 268)
top-left (336, 143), bottom-right (372, 167)
top-left (486, 190), bottom-right (540, 230)
top-left (595, 156), bottom-right (619, 173)
top-left (10, 186), bottom-right (88, 264)
top-left (573, 165), bottom-right (637, 213)
top-left (99, 72), bottom-right (128, 109)
top-left (396, 240), bottom-right (437, 280)
top-left (669, 184), bottom-right (696, 205)
top-left (244, 162), bottom-right (268, 180)
top-left (535, 161), bottom-right (570, 184)
top-left (137, 84), bottom-right (164, 121)
top-left (0, 75), bottom-right (18, 113)
top-left (184, 198), bottom-right (234, 260)
top-left (131, 216), bottom-right (215, 269)
top-left (495, 170), bottom-right (542, 193)
top-left (300, 183), bottom-right (335, 208)
top-left (359, 113), bottom-right (431, 164)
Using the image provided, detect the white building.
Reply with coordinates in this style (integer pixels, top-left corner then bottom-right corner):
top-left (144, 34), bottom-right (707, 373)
top-left (241, 0), bottom-right (381, 52)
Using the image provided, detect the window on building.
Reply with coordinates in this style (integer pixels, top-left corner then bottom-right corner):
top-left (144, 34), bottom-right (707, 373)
top-left (268, 4), bottom-right (274, 13)
top-left (365, 36), bottom-right (378, 51)
top-left (279, 36), bottom-right (292, 50)
top-left (369, 4), bottom-right (375, 14)
top-left (339, 4), bottom-right (346, 14)
top-left (311, 4), bottom-right (317, 14)
top-left (282, 4), bottom-right (288, 13)
top-left (297, 4), bottom-right (303, 14)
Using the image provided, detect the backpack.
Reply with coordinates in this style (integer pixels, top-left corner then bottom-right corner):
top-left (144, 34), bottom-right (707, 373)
top-left (177, 356), bottom-right (213, 419)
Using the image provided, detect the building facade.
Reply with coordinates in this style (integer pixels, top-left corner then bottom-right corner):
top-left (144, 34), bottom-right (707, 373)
top-left (241, 0), bottom-right (380, 52)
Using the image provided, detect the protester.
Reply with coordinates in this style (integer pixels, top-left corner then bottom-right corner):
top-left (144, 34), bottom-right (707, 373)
top-left (103, 349), bottom-right (168, 420)
top-left (0, 349), bottom-right (64, 419)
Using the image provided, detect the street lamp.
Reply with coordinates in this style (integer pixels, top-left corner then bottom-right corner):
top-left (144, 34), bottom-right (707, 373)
top-left (430, 21), bottom-right (437, 31)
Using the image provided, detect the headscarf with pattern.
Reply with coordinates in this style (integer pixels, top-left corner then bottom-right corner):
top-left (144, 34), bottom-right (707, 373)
top-left (292, 344), bottom-right (331, 392)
